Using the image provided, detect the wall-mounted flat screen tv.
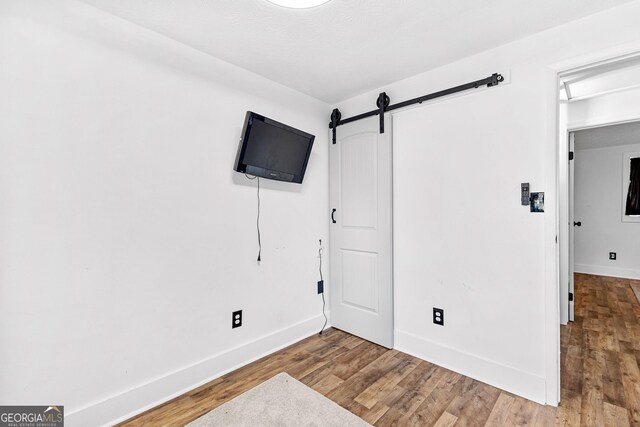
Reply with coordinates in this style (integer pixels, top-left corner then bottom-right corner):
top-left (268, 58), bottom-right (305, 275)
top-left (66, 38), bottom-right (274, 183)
top-left (233, 111), bottom-right (315, 184)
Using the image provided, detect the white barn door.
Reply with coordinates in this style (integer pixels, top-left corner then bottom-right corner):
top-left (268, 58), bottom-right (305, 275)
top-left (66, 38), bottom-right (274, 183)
top-left (329, 115), bottom-right (393, 348)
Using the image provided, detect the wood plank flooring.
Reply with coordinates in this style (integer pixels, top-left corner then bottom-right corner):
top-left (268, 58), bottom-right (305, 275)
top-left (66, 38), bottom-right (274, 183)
top-left (558, 273), bottom-right (640, 426)
top-left (118, 273), bottom-right (640, 426)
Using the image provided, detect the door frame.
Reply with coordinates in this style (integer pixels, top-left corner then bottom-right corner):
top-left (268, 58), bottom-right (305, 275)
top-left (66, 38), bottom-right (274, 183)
top-left (549, 46), bottom-right (640, 405)
top-left (568, 131), bottom-right (575, 323)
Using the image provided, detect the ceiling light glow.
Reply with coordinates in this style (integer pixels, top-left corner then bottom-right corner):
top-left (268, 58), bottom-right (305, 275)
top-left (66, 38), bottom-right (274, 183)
top-left (266, 0), bottom-right (332, 9)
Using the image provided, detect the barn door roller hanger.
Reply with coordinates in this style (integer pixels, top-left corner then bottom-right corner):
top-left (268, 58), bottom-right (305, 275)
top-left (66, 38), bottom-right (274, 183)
top-left (329, 73), bottom-right (504, 144)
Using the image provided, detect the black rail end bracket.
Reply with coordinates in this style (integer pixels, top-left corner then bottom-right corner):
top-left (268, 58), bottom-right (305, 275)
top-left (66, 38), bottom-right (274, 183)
top-left (488, 73), bottom-right (504, 87)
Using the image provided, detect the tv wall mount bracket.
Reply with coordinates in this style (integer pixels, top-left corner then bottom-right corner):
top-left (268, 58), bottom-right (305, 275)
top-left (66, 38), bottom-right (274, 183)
top-left (329, 73), bottom-right (504, 144)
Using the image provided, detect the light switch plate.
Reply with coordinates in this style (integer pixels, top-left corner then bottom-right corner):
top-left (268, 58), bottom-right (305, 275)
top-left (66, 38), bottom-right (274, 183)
top-left (521, 183), bottom-right (530, 206)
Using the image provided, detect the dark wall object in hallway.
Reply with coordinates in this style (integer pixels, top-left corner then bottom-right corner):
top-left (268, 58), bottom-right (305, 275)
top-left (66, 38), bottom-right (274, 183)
top-left (626, 157), bottom-right (640, 215)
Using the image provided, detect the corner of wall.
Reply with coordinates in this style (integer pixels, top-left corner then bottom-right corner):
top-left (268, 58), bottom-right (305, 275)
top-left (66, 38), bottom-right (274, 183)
top-left (394, 330), bottom-right (547, 405)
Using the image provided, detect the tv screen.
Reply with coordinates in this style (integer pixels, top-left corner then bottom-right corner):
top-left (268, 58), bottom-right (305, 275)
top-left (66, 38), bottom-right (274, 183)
top-left (234, 112), bottom-right (314, 183)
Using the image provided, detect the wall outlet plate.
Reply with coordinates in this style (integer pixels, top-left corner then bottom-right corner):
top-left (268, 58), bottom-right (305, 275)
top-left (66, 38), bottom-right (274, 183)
top-left (609, 252), bottom-right (617, 260)
top-left (232, 310), bottom-right (242, 329)
top-left (433, 308), bottom-right (444, 326)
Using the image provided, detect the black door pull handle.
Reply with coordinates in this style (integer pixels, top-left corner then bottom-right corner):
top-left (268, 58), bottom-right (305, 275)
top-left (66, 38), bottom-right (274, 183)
top-left (331, 209), bottom-right (336, 224)
top-left (574, 221), bottom-right (582, 227)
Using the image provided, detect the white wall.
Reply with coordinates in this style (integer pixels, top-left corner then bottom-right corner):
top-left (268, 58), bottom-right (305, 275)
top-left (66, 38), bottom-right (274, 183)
top-left (574, 143), bottom-right (640, 278)
top-left (0, 1), bottom-right (329, 425)
top-left (334, 0), bottom-right (640, 405)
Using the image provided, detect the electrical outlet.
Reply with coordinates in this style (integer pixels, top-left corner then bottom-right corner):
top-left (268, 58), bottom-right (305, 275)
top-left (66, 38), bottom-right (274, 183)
top-left (609, 252), bottom-right (617, 260)
top-left (317, 280), bottom-right (324, 294)
top-left (232, 310), bottom-right (242, 329)
top-left (433, 308), bottom-right (444, 326)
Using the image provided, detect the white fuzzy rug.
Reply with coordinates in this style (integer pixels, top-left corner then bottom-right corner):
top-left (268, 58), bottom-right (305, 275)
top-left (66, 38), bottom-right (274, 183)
top-left (186, 373), bottom-right (372, 427)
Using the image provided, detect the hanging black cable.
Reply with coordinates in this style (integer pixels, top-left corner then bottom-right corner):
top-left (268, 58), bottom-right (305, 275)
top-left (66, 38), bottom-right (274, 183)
top-left (256, 177), bottom-right (261, 261)
top-left (318, 240), bottom-right (327, 335)
top-left (245, 174), bottom-right (262, 261)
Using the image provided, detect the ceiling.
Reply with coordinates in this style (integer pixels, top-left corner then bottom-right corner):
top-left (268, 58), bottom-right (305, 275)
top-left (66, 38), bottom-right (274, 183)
top-left (79, 0), bottom-right (633, 103)
top-left (575, 120), bottom-right (640, 150)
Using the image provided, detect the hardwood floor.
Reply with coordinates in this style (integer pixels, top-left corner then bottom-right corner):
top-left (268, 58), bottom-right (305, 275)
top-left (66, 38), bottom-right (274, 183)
top-left (118, 273), bottom-right (640, 426)
top-left (558, 273), bottom-right (640, 426)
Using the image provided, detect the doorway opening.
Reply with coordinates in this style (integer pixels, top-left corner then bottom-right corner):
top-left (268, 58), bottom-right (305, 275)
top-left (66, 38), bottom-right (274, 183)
top-left (558, 54), bottom-right (640, 325)
top-left (556, 53), bottom-right (640, 410)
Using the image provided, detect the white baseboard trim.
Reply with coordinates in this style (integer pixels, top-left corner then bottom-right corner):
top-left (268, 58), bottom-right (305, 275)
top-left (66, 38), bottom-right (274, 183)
top-left (65, 314), bottom-right (329, 427)
top-left (574, 263), bottom-right (640, 280)
top-left (394, 330), bottom-right (547, 405)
